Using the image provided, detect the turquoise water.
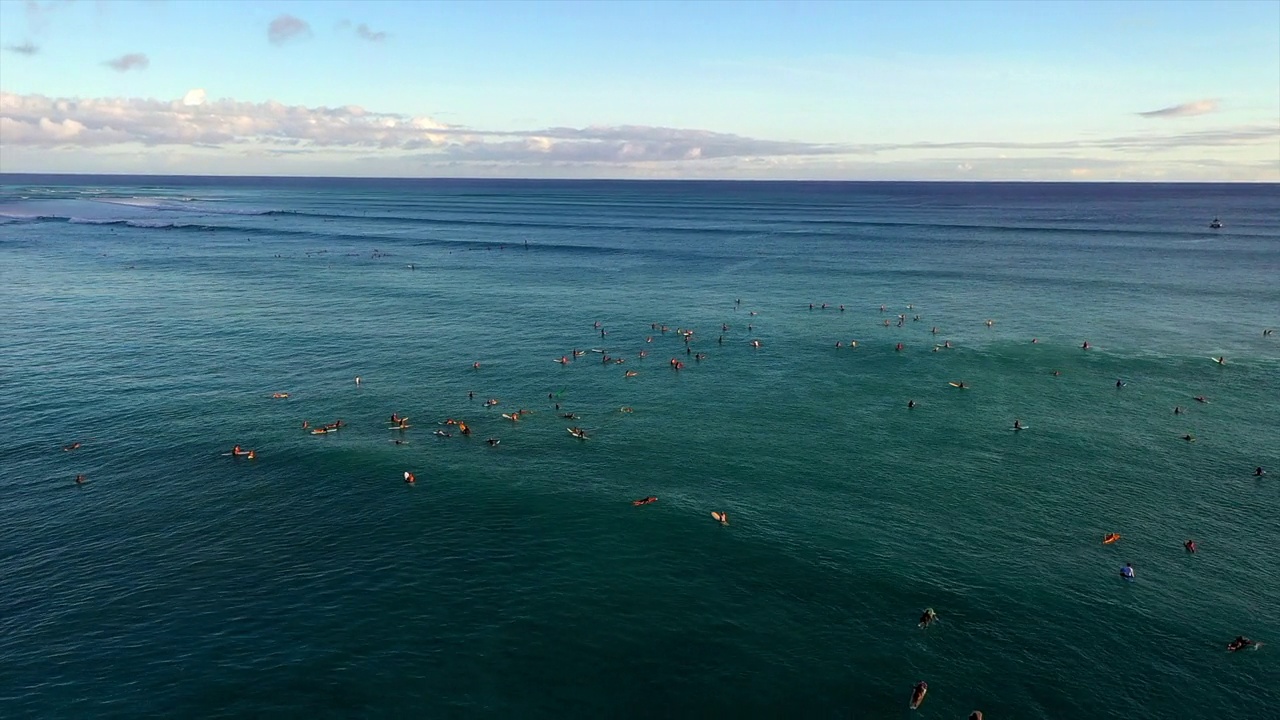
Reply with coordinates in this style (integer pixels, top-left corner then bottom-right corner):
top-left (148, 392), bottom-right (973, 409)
top-left (1, 178), bottom-right (1277, 718)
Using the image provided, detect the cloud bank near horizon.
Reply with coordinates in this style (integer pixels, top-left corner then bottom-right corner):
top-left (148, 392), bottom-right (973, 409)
top-left (0, 91), bottom-right (1275, 180)
top-left (0, 92), bottom-right (849, 164)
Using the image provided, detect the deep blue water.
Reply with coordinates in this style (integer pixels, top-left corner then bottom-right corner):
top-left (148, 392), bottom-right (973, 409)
top-left (1, 176), bottom-right (1278, 718)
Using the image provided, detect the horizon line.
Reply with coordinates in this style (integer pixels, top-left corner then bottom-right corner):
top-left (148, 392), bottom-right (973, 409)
top-left (1, 172), bottom-right (1276, 185)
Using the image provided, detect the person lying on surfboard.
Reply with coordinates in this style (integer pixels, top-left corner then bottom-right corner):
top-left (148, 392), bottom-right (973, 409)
top-left (909, 681), bottom-right (928, 709)
top-left (632, 496), bottom-right (657, 506)
top-left (1227, 636), bottom-right (1257, 652)
top-left (918, 608), bottom-right (938, 628)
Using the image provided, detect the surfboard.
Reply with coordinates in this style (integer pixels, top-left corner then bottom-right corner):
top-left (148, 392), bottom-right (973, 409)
top-left (948, 382), bottom-right (966, 388)
top-left (1012, 425), bottom-right (1029, 431)
top-left (711, 511), bottom-right (727, 524)
top-left (1210, 357), bottom-right (1225, 364)
top-left (567, 428), bottom-right (586, 439)
top-left (1103, 534), bottom-right (1121, 545)
top-left (390, 425), bottom-right (411, 430)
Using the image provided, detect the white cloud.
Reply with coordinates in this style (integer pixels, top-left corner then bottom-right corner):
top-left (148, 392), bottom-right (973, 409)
top-left (268, 14), bottom-right (311, 45)
top-left (182, 89), bottom-right (207, 107)
top-left (104, 53), bottom-right (149, 72)
top-left (1137, 99), bottom-right (1219, 119)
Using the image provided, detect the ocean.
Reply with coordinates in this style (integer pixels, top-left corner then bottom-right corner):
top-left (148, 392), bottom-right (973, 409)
top-left (1, 176), bottom-right (1277, 718)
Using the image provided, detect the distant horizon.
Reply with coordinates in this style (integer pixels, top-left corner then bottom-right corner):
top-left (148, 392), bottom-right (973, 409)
top-left (1, 171), bottom-right (1277, 186)
top-left (2, 1), bottom-right (1276, 181)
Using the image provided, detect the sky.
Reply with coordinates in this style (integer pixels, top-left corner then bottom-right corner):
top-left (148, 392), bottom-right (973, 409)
top-left (1, 0), bottom-right (1277, 180)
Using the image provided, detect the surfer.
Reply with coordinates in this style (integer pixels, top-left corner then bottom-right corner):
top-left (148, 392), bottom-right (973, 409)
top-left (247, 450), bottom-right (256, 460)
top-left (486, 438), bottom-right (500, 446)
top-left (355, 376), bottom-right (361, 385)
top-left (632, 496), bottom-right (658, 506)
top-left (272, 392), bottom-right (289, 399)
top-left (1103, 533), bottom-right (1121, 544)
top-left (918, 608), bottom-right (938, 628)
top-left (1121, 563), bottom-right (1135, 580)
top-left (1173, 406), bottom-right (1184, 415)
top-left (302, 420), bottom-right (309, 429)
top-left (908, 400), bottom-right (916, 409)
top-left (1227, 636), bottom-right (1256, 652)
top-left (1255, 467), bottom-right (1266, 477)
top-left (433, 430), bottom-right (451, 438)
top-left (1184, 539), bottom-right (1197, 553)
top-left (62, 442), bottom-right (81, 452)
top-left (970, 713), bottom-right (984, 720)
top-left (713, 511), bottom-right (728, 525)
top-left (1082, 341), bottom-right (1091, 350)
top-left (393, 439), bottom-right (407, 445)
top-left (1013, 419), bottom-right (1023, 430)
top-left (472, 361), bottom-right (481, 369)
top-left (1215, 356), bottom-right (1226, 365)
top-left (1181, 434), bottom-right (1195, 442)
top-left (1116, 379), bottom-right (1125, 388)
top-left (1052, 370), bottom-right (1061, 376)
top-left (895, 342), bottom-right (903, 352)
top-left (1194, 395), bottom-right (1209, 403)
top-left (909, 682), bottom-right (928, 709)
top-left (403, 471), bottom-right (415, 484)
top-left (931, 326), bottom-right (938, 334)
